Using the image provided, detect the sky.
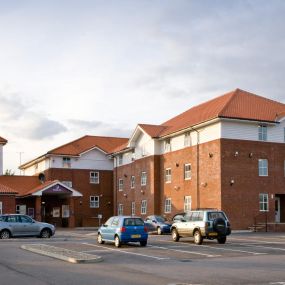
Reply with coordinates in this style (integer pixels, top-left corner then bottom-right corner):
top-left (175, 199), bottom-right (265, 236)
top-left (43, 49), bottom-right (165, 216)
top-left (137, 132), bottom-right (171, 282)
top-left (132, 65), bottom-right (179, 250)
top-left (1, 0), bottom-right (285, 174)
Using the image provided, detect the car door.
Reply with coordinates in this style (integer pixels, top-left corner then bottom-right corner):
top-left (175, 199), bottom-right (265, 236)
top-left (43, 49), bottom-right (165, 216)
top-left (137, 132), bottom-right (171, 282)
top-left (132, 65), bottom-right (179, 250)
top-left (177, 213), bottom-right (192, 235)
top-left (6, 215), bottom-right (23, 236)
top-left (100, 217), bottom-right (114, 241)
top-left (19, 215), bottom-right (39, 236)
top-left (145, 216), bottom-right (155, 231)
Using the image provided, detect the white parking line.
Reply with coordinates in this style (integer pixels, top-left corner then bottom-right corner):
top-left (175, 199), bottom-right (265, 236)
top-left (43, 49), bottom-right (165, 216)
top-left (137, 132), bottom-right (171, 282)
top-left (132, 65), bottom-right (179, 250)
top-left (148, 245), bottom-right (220, 257)
top-left (237, 243), bottom-right (285, 252)
top-left (230, 237), bottom-right (285, 245)
top-left (82, 243), bottom-right (170, 260)
top-left (155, 239), bottom-right (267, 255)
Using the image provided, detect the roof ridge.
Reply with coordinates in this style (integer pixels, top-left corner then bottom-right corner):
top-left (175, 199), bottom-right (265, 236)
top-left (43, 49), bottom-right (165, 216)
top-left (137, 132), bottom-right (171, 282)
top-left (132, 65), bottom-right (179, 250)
top-left (218, 88), bottom-right (239, 116)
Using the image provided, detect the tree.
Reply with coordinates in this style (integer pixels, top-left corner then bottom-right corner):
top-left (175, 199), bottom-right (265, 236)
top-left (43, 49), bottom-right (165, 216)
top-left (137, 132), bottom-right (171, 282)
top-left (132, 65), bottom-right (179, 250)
top-left (4, 169), bottom-right (14, 176)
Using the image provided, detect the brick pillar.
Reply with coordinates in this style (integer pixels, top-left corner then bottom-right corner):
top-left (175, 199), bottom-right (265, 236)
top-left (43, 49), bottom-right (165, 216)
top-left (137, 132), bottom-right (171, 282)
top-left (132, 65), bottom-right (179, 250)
top-left (68, 197), bottom-right (75, 228)
top-left (35, 196), bottom-right (42, 222)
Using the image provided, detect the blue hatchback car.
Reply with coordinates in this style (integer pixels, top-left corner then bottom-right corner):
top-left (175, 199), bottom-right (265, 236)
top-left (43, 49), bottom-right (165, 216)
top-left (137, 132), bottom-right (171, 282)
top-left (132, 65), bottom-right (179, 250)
top-left (97, 216), bottom-right (148, 247)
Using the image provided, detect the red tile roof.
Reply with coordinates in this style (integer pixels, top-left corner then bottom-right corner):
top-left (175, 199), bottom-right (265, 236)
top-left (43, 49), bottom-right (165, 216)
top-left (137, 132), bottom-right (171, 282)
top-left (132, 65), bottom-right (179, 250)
top-left (0, 136), bottom-right (7, 145)
top-left (138, 124), bottom-right (168, 138)
top-left (160, 88), bottom-right (285, 136)
top-left (0, 183), bottom-right (18, 194)
top-left (0, 176), bottom-right (42, 196)
top-left (48, 135), bottom-right (129, 156)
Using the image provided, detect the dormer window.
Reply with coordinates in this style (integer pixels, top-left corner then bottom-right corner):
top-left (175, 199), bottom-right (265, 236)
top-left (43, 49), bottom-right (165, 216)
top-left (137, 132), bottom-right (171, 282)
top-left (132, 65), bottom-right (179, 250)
top-left (184, 132), bottom-right (191, 147)
top-left (164, 138), bottom-right (171, 152)
top-left (258, 125), bottom-right (267, 141)
top-left (62, 157), bottom-right (71, 168)
top-left (118, 155), bottom-right (123, 166)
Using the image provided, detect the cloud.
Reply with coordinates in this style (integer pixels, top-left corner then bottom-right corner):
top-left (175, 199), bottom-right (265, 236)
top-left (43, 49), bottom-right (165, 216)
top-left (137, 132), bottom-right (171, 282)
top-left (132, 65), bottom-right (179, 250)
top-left (68, 119), bottom-right (131, 138)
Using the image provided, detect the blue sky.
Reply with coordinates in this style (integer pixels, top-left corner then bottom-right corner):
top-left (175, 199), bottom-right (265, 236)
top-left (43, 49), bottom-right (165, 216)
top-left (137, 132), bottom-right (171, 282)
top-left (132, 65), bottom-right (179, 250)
top-left (1, 0), bottom-right (285, 173)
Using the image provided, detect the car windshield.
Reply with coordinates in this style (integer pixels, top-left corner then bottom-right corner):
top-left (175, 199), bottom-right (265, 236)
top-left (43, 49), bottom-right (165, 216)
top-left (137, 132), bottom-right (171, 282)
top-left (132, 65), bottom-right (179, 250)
top-left (208, 212), bottom-right (226, 220)
top-left (123, 218), bottom-right (144, 226)
top-left (155, 216), bottom-right (166, 223)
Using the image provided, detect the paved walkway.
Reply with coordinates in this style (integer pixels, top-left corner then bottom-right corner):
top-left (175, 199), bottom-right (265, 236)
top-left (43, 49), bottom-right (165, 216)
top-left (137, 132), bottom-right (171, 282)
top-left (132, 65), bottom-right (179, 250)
top-left (21, 244), bottom-right (103, 263)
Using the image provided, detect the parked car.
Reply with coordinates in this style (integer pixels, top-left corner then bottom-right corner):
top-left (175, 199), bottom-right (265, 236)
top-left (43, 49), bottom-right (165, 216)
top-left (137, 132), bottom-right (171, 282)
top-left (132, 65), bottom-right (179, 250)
top-left (171, 210), bottom-right (231, 245)
top-left (172, 212), bottom-right (187, 223)
top-left (0, 214), bottom-right (55, 239)
top-left (144, 215), bottom-right (171, 235)
top-left (97, 216), bottom-right (148, 247)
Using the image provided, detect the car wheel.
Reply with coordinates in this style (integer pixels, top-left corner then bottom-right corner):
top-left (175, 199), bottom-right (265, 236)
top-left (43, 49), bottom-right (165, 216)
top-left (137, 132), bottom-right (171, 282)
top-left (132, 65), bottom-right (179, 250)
top-left (40, 229), bottom-right (51, 238)
top-left (114, 235), bottom-right (121, 247)
top-left (157, 227), bottom-right (162, 235)
top-left (171, 228), bottom-right (180, 242)
top-left (97, 233), bottom-right (105, 244)
top-left (140, 240), bottom-right (147, 247)
top-left (193, 230), bottom-right (203, 245)
top-left (217, 236), bottom-right (227, 244)
top-left (0, 230), bottom-right (10, 239)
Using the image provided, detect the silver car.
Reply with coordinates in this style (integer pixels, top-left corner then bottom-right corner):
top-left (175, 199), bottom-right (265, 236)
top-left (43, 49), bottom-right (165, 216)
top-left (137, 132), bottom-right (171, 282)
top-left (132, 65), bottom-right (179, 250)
top-left (0, 214), bottom-right (55, 239)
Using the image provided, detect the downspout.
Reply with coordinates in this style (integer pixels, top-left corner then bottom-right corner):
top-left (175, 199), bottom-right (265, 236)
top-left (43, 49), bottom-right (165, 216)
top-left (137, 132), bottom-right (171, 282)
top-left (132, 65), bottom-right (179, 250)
top-left (114, 156), bottom-right (118, 215)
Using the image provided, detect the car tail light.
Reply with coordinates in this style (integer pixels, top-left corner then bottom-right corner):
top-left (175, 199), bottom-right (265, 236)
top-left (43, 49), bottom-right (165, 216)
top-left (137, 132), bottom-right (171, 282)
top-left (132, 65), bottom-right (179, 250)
top-left (144, 226), bottom-right (148, 232)
top-left (120, 227), bottom-right (126, 233)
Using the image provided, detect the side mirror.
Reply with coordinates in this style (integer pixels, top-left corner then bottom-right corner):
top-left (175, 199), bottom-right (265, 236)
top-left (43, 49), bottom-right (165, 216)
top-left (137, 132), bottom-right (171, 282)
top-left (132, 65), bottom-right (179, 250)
top-left (103, 224), bottom-right (108, 227)
top-left (152, 220), bottom-right (157, 223)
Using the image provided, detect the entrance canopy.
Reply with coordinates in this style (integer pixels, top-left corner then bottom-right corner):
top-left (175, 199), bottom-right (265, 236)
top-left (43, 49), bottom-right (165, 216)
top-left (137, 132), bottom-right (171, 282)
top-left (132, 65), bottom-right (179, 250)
top-left (30, 180), bottom-right (82, 197)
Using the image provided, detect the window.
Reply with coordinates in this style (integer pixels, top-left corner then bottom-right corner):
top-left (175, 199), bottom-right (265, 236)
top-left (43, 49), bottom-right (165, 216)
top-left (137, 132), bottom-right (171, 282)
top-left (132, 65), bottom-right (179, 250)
top-left (118, 155), bottom-right (123, 166)
top-left (258, 159), bottom-right (268, 176)
top-left (258, 125), bottom-right (267, 141)
top-left (62, 181), bottom-right (72, 188)
top-left (184, 132), bottom-right (191, 147)
top-left (164, 198), bottom-right (171, 213)
top-left (118, 204), bottom-right (123, 215)
top-left (16, 205), bottom-right (26, 214)
top-left (184, 164), bottom-right (192, 180)
top-left (131, 202), bottom-right (135, 216)
top-left (141, 172), bottom-right (147, 186)
top-left (259, 193), bottom-right (269, 211)
top-left (165, 168), bottom-right (172, 183)
top-left (141, 200), bottom-right (147, 214)
top-left (131, 176), bottom-right (135, 189)
top-left (118, 179), bottom-right (124, 191)
top-left (90, 171), bottom-right (99, 184)
top-left (90, 196), bottom-right (99, 208)
top-left (0, 202), bottom-right (2, 214)
top-left (184, 196), bottom-right (192, 212)
top-left (62, 157), bottom-right (71, 168)
top-left (164, 138), bottom-right (171, 152)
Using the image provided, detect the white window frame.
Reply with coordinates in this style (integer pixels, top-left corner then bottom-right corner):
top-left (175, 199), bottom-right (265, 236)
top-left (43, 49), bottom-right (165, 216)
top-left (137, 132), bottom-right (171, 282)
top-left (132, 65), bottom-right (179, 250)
top-left (141, 172), bottom-right (147, 186)
top-left (62, 157), bottom-right (71, 168)
top-left (258, 159), bottom-right (268, 176)
top-left (62, 181), bottom-right (73, 188)
top-left (0, 202), bottom-right (2, 214)
top-left (131, 176), bottom-right (135, 189)
top-left (258, 125), bottom-right (267, 141)
top-left (90, 171), bottom-right (99, 184)
top-left (164, 138), bottom-right (171, 152)
top-left (259, 193), bottom-right (269, 212)
top-left (184, 131), bottom-right (191, 147)
top-left (118, 155), bottom-right (123, 166)
top-left (131, 202), bottom-right (135, 216)
top-left (118, 204), bottom-right (123, 215)
top-left (16, 205), bottom-right (26, 214)
top-left (165, 168), bottom-right (172, 183)
top-left (184, 163), bottom-right (192, 180)
top-left (141, 200), bottom-right (147, 214)
top-left (184, 196), bottom-right (192, 212)
top-left (164, 198), bottom-right (171, 213)
top-left (118, 179), bottom-right (124, 191)
top-left (90, 196), bottom-right (99, 208)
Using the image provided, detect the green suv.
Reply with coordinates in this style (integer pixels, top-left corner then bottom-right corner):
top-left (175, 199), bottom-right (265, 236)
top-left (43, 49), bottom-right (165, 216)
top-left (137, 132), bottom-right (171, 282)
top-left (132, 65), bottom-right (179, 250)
top-left (170, 210), bottom-right (231, 245)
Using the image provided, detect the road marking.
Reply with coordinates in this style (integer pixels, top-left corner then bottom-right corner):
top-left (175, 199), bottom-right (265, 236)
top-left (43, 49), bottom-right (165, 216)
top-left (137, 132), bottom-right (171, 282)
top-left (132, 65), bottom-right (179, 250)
top-left (230, 237), bottom-right (285, 244)
top-left (155, 239), bottom-right (267, 255)
top-left (148, 245), bottom-right (220, 257)
top-left (239, 243), bottom-right (285, 251)
top-left (82, 243), bottom-right (170, 260)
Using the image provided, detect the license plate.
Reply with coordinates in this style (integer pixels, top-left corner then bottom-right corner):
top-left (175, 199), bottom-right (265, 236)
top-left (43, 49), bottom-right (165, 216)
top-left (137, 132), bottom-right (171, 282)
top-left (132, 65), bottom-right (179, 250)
top-left (208, 232), bottom-right (218, 236)
top-left (131, 234), bottom-right (141, 238)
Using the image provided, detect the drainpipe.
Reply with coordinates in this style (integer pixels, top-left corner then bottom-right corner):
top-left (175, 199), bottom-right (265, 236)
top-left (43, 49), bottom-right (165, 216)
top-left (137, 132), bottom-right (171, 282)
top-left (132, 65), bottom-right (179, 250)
top-left (114, 156), bottom-right (118, 215)
top-left (190, 126), bottom-right (200, 209)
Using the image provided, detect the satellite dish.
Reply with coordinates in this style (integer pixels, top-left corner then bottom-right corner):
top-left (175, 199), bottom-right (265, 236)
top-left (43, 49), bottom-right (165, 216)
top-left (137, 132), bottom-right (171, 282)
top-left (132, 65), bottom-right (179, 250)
top-left (38, 173), bottom-right (45, 183)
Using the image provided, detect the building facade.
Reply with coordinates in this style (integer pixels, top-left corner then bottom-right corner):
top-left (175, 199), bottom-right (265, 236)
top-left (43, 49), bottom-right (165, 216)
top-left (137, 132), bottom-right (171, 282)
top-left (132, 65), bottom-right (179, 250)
top-left (112, 89), bottom-right (285, 230)
top-left (19, 135), bottom-right (128, 227)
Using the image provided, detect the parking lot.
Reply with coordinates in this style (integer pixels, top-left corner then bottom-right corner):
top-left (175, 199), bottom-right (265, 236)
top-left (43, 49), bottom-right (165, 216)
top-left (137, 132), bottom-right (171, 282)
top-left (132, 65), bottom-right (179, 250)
top-left (1, 230), bottom-right (285, 285)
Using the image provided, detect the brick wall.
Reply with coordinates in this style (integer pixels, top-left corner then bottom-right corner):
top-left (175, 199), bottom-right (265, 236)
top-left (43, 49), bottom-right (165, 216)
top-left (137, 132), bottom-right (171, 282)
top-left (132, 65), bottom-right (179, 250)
top-left (0, 195), bottom-right (16, 213)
